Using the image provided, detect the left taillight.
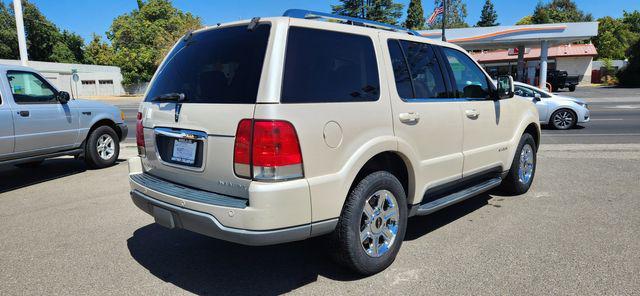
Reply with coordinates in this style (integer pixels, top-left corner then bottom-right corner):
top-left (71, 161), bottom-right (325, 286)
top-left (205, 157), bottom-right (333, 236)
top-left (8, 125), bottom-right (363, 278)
top-left (136, 112), bottom-right (145, 156)
top-left (233, 119), bottom-right (303, 181)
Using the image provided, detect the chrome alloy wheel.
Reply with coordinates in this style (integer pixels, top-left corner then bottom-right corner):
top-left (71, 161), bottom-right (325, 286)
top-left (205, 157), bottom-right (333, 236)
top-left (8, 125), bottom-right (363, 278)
top-left (518, 144), bottom-right (534, 184)
top-left (97, 134), bottom-right (115, 160)
top-left (553, 110), bottom-right (574, 129)
top-left (360, 190), bottom-right (400, 258)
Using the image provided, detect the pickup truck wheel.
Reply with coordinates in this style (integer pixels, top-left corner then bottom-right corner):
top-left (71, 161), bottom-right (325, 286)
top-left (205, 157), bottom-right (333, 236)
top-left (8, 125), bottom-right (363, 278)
top-left (550, 109), bottom-right (577, 130)
top-left (500, 133), bottom-right (536, 195)
top-left (569, 85), bottom-right (576, 92)
top-left (333, 171), bottom-right (407, 275)
top-left (85, 126), bottom-right (119, 169)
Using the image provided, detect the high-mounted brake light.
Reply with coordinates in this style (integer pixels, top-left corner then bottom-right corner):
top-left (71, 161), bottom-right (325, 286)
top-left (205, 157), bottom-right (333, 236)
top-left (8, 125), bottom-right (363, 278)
top-left (233, 119), bottom-right (303, 181)
top-left (136, 112), bottom-right (145, 156)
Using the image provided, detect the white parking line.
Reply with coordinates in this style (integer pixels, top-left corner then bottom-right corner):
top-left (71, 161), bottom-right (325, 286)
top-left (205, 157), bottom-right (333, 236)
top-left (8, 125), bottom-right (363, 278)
top-left (590, 118), bottom-right (624, 121)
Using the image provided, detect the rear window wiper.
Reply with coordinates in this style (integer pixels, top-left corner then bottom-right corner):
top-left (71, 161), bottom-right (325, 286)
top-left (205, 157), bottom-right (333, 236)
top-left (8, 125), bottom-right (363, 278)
top-left (150, 92), bottom-right (186, 103)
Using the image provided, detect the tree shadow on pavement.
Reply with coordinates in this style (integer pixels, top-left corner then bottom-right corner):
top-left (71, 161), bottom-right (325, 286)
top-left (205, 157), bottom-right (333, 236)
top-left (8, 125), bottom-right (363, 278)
top-left (0, 158), bottom-right (126, 194)
top-left (127, 193), bottom-right (495, 295)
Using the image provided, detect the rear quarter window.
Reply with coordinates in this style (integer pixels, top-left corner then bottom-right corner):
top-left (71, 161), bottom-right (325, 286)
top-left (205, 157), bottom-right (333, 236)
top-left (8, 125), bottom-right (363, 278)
top-left (281, 27), bottom-right (380, 103)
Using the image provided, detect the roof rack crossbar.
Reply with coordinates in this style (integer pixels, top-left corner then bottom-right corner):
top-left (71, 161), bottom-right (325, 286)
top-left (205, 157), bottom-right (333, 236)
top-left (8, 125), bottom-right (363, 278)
top-left (283, 9), bottom-right (421, 36)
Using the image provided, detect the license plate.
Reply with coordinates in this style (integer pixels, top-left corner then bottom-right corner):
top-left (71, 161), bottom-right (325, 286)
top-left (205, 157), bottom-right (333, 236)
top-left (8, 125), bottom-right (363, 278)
top-left (171, 139), bottom-right (197, 164)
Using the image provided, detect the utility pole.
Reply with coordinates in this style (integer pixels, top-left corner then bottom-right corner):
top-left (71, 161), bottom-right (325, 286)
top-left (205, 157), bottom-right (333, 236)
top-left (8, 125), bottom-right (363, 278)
top-left (441, 0), bottom-right (447, 42)
top-left (14, 0), bottom-right (28, 66)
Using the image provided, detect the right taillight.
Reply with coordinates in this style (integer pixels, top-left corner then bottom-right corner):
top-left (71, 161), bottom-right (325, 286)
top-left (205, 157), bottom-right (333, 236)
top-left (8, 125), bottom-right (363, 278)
top-left (233, 119), bottom-right (303, 181)
top-left (136, 112), bottom-right (145, 156)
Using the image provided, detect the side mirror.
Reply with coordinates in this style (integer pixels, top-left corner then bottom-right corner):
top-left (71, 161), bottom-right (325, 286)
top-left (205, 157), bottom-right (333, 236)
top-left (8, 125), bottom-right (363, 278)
top-left (57, 91), bottom-right (70, 104)
top-left (533, 93), bottom-right (542, 102)
top-left (495, 75), bottom-right (514, 100)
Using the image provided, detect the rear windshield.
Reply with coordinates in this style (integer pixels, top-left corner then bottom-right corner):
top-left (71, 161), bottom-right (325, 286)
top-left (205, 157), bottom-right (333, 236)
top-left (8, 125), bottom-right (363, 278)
top-left (145, 24), bottom-right (271, 104)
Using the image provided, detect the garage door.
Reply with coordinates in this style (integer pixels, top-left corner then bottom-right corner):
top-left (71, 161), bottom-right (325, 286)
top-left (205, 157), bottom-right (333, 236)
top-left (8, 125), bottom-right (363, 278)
top-left (80, 80), bottom-right (97, 96)
top-left (98, 80), bottom-right (114, 96)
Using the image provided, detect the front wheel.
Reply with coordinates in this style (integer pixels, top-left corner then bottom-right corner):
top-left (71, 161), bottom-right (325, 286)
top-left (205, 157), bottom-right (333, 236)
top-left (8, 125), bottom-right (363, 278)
top-left (84, 126), bottom-right (120, 169)
top-left (499, 133), bottom-right (537, 195)
top-left (550, 109), bottom-right (577, 130)
top-left (333, 171), bottom-right (407, 275)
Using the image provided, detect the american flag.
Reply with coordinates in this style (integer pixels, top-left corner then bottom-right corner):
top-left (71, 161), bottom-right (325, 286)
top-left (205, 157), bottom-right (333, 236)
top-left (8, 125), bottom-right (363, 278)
top-left (427, 4), bottom-right (445, 25)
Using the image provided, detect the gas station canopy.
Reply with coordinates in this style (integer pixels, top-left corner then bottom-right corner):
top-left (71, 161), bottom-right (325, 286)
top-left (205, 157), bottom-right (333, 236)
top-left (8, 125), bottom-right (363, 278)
top-left (419, 22), bottom-right (599, 50)
top-left (419, 22), bottom-right (599, 89)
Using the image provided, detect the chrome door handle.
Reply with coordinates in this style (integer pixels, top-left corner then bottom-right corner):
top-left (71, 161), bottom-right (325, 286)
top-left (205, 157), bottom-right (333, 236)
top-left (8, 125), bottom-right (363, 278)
top-left (399, 112), bottom-right (420, 124)
top-left (465, 109), bottom-right (479, 119)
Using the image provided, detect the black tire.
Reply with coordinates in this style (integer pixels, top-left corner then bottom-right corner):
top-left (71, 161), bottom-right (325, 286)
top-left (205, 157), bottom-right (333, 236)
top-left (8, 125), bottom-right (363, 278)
top-left (84, 125), bottom-right (120, 169)
top-left (569, 85), bottom-right (576, 92)
top-left (499, 133), bottom-right (537, 195)
top-left (15, 160), bottom-right (44, 168)
top-left (550, 108), bottom-right (577, 130)
top-left (333, 171), bottom-right (408, 275)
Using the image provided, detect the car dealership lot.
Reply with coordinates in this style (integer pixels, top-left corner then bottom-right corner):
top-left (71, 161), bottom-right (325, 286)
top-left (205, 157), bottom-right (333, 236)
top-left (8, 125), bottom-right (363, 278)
top-left (1, 86), bottom-right (639, 295)
top-left (1, 144), bottom-right (639, 295)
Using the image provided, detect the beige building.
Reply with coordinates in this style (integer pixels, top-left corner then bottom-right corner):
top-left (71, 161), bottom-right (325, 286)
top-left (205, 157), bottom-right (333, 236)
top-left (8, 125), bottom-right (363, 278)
top-left (469, 44), bottom-right (597, 85)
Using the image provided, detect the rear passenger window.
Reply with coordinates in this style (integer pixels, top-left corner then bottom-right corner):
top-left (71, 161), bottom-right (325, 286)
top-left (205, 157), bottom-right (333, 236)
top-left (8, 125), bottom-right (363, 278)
top-left (387, 39), bottom-right (447, 100)
top-left (442, 47), bottom-right (490, 99)
top-left (281, 27), bottom-right (380, 103)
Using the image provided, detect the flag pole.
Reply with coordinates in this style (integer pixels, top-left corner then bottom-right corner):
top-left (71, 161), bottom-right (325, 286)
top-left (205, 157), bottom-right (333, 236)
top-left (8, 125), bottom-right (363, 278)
top-left (441, 0), bottom-right (447, 42)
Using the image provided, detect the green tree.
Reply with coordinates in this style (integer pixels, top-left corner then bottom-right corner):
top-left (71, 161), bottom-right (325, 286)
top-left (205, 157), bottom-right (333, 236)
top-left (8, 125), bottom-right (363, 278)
top-left (107, 0), bottom-right (202, 85)
top-left (592, 16), bottom-right (636, 59)
top-left (60, 30), bottom-right (85, 63)
top-left (17, 0), bottom-right (61, 62)
top-left (84, 34), bottom-right (115, 66)
top-left (0, 1), bottom-right (18, 59)
top-left (404, 0), bottom-right (425, 29)
top-left (331, 0), bottom-right (403, 25)
top-left (622, 10), bottom-right (640, 34)
top-left (49, 42), bottom-right (76, 63)
top-left (516, 15), bottom-right (534, 25)
top-left (617, 38), bottom-right (640, 87)
top-left (531, 0), bottom-right (593, 24)
top-left (428, 0), bottom-right (469, 29)
top-left (476, 0), bottom-right (499, 27)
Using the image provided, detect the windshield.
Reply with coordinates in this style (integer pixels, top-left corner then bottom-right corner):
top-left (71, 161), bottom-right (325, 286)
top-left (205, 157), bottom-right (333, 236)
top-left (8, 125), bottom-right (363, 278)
top-left (145, 24), bottom-right (271, 104)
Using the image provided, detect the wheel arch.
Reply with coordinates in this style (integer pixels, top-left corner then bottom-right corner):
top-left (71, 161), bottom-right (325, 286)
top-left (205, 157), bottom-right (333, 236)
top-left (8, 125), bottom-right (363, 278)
top-left (88, 118), bottom-right (121, 141)
top-left (348, 151), bottom-right (416, 206)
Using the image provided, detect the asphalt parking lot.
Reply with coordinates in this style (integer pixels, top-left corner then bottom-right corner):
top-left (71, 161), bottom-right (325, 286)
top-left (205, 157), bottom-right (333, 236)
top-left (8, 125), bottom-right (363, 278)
top-left (1, 86), bottom-right (639, 295)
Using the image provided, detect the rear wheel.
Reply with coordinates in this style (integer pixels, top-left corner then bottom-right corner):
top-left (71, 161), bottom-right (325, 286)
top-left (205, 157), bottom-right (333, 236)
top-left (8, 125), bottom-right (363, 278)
top-left (499, 133), bottom-right (537, 195)
top-left (333, 171), bottom-right (407, 275)
top-left (84, 126), bottom-right (120, 169)
top-left (550, 109), bottom-right (577, 130)
top-left (569, 85), bottom-right (576, 92)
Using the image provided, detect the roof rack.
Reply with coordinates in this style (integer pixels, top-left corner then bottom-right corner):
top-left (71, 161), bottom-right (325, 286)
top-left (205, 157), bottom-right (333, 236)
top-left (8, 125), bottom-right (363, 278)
top-left (283, 9), bottom-right (421, 36)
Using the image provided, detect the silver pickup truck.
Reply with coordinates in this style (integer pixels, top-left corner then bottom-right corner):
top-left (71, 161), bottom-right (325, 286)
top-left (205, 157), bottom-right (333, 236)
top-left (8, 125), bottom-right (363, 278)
top-left (0, 64), bottom-right (127, 168)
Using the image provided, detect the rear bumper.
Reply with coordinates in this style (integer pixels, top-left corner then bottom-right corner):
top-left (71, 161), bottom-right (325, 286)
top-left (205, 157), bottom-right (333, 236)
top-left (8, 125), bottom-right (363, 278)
top-left (130, 190), bottom-right (314, 246)
top-left (127, 157), bottom-right (336, 245)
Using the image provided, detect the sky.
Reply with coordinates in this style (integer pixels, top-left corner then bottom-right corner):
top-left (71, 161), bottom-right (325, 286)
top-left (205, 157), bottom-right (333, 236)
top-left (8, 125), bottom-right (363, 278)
top-left (23, 0), bottom-right (635, 42)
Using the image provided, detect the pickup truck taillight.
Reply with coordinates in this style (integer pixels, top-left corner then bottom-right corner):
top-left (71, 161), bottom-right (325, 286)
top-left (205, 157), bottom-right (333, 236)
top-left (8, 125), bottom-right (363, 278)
top-left (234, 119), bottom-right (303, 181)
top-left (136, 112), bottom-right (145, 156)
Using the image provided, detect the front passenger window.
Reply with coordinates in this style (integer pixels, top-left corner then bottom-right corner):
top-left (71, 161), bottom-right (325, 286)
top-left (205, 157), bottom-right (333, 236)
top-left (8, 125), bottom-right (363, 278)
top-left (442, 48), bottom-right (490, 99)
top-left (6, 71), bottom-right (57, 104)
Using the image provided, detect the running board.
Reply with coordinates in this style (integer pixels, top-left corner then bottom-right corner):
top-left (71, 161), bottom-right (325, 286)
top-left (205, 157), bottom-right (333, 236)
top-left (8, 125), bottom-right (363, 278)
top-left (414, 177), bottom-right (502, 216)
top-left (0, 148), bottom-right (83, 166)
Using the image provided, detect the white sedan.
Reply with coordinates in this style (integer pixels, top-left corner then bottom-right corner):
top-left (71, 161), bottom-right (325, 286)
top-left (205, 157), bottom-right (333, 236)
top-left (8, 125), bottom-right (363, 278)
top-left (514, 82), bottom-right (590, 130)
